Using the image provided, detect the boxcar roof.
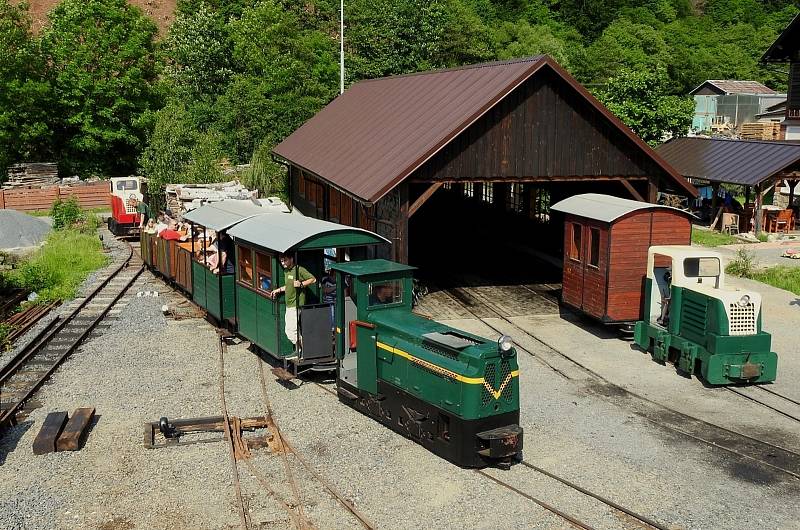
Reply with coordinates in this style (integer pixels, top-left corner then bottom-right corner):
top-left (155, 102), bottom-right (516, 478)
top-left (330, 259), bottom-right (416, 277)
top-left (182, 200), bottom-right (279, 230)
top-left (228, 213), bottom-right (390, 252)
top-left (551, 193), bottom-right (692, 223)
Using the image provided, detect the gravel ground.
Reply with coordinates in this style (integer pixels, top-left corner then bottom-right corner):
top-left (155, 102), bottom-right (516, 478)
top-left (2, 236), bottom-right (799, 529)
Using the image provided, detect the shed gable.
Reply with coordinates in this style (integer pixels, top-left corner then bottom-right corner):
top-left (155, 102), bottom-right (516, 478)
top-left (412, 68), bottom-right (662, 182)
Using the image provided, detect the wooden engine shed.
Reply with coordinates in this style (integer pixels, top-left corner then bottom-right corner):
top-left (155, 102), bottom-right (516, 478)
top-left (551, 194), bottom-right (693, 324)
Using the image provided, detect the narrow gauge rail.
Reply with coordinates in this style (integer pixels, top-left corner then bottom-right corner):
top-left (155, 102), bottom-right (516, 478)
top-left (435, 283), bottom-right (800, 480)
top-left (476, 464), bottom-right (669, 530)
top-left (217, 336), bottom-right (375, 530)
top-left (0, 244), bottom-right (143, 431)
top-left (726, 386), bottom-right (800, 425)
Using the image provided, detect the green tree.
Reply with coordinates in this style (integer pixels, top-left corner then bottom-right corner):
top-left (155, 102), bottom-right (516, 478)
top-left (492, 21), bottom-right (573, 68)
top-left (596, 67), bottom-right (695, 145)
top-left (41, 0), bottom-right (159, 176)
top-left (0, 0), bottom-right (53, 175)
top-left (581, 18), bottom-right (670, 83)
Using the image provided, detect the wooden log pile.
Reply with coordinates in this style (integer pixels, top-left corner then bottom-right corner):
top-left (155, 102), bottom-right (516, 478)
top-left (740, 122), bottom-right (781, 141)
top-left (3, 163), bottom-right (59, 189)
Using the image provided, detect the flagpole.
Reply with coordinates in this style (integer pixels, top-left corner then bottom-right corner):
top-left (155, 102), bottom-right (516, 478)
top-left (340, 0), bottom-right (345, 95)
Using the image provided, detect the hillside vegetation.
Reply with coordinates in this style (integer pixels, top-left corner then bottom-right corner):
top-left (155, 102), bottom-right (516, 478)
top-left (1, 0), bottom-right (797, 197)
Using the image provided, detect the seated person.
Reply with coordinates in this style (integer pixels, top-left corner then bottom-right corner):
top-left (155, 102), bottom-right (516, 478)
top-left (206, 245), bottom-right (219, 273)
top-left (144, 219), bottom-right (157, 234)
top-left (259, 274), bottom-right (271, 291)
top-left (218, 234), bottom-right (235, 274)
top-left (369, 284), bottom-right (394, 306)
top-left (159, 220), bottom-right (188, 241)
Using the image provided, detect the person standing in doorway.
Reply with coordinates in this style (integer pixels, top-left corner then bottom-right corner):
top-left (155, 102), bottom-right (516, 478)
top-left (269, 254), bottom-right (316, 351)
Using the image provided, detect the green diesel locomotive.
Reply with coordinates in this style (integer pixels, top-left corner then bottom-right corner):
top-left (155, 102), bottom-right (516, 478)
top-left (634, 246), bottom-right (778, 385)
top-left (330, 260), bottom-right (522, 468)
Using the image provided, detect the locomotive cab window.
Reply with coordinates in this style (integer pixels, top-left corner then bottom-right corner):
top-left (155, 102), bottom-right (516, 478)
top-left (368, 280), bottom-right (402, 308)
top-left (255, 251), bottom-right (272, 292)
top-left (569, 223), bottom-right (582, 261)
top-left (238, 247), bottom-right (253, 287)
top-left (588, 227), bottom-right (600, 268)
top-left (684, 257), bottom-right (720, 286)
top-left (116, 179), bottom-right (138, 191)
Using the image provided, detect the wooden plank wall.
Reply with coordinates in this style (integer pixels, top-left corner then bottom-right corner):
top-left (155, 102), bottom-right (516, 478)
top-left (0, 182), bottom-right (109, 212)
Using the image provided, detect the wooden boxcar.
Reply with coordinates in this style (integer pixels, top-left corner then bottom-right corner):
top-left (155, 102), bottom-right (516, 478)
top-left (551, 193), bottom-right (692, 324)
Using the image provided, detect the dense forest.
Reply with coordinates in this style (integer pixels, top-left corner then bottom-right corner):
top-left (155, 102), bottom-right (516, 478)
top-left (1, 0), bottom-right (798, 197)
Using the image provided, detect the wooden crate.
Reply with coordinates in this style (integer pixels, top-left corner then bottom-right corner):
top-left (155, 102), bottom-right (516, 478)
top-left (740, 122), bottom-right (780, 141)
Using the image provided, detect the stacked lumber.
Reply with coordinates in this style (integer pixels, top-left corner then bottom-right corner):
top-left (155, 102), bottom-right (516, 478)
top-left (3, 163), bottom-right (59, 189)
top-left (740, 122), bottom-right (781, 141)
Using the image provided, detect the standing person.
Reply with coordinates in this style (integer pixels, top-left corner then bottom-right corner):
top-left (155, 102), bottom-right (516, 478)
top-left (134, 198), bottom-right (151, 229)
top-left (217, 233), bottom-right (235, 274)
top-left (269, 254), bottom-right (316, 351)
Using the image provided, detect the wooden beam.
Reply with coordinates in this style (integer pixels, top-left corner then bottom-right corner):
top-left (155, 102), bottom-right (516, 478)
top-left (56, 407), bottom-right (95, 452)
top-left (754, 183), bottom-right (763, 235)
top-left (407, 176), bottom-right (649, 184)
top-left (620, 179), bottom-right (645, 202)
top-left (647, 178), bottom-right (658, 203)
top-left (33, 411), bottom-right (69, 455)
top-left (408, 182), bottom-right (442, 218)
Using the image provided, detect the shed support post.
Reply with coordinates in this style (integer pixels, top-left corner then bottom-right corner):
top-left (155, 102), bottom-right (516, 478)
top-left (789, 180), bottom-right (797, 209)
top-left (754, 183), bottom-right (763, 236)
top-left (398, 183), bottom-right (409, 264)
top-left (745, 186), bottom-right (751, 205)
top-left (647, 178), bottom-right (658, 204)
top-left (711, 182), bottom-right (721, 230)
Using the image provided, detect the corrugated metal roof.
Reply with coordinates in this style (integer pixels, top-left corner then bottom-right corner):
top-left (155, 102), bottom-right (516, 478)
top-left (228, 213), bottom-right (389, 252)
top-left (656, 137), bottom-right (800, 186)
top-left (182, 200), bottom-right (283, 231)
top-left (550, 193), bottom-right (691, 223)
top-left (762, 12), bottom-right (800, 62)
top-left (690, 80), bottom-right (777, 95)
top-left (273, 56), bottom-right (696, 203)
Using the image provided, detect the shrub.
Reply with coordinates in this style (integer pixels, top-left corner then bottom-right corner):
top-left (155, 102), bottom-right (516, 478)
top-left (50, 196), bottom-right (85, 230)
top-left (725, 248), bottom-right (758, 278)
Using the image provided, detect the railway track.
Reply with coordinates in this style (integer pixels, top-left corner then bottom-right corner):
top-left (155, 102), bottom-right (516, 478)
top-left (217, 335), bottom-right (375, 530)
top-left (436, 283), bottom-right (800, 481)
top-left (0, 243), bottom-right (143, 431)
top-left (726, 385), bottom-right (800, 425)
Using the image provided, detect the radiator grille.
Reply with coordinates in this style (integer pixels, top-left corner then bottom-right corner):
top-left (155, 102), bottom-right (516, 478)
top-left (500, 360), bottom-right (514, 403)
top-left (728, 302), bottom-right (756, 336)
top-left (680, 296), bottom-right (707, 338)
top-left (481, 363), bottom-right (496, 406)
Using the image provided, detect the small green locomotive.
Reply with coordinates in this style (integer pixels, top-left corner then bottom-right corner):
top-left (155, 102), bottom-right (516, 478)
top-left (634, 246), bottom-right (778, 385)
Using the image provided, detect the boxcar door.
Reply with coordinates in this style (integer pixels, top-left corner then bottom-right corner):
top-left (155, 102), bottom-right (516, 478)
top-left (562, 220), bottom-right (585, 310)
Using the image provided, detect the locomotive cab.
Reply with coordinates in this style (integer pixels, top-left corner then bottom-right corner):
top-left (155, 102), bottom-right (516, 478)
top-left (108, 176), bottom-right (145, 237)
top-left (634, 246), bottom-right (778, 385)
top-left (331, 259), bottom-right (523, 468)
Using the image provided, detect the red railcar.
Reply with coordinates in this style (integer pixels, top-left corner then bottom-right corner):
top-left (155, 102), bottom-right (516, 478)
top-left (551, 193), bottom-right (693, 325)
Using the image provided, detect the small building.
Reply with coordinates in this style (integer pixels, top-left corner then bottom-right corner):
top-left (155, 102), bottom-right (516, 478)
top-left (550, 194), bottom-right (692, 324)
top-left (688, 80), bottom-right (783, 133)
top-left (762, 12), bottom-right (800, 140)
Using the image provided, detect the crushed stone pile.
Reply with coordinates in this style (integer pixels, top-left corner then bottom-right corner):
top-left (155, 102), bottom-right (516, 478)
top-left (0, 210), bottom-right (51, 249)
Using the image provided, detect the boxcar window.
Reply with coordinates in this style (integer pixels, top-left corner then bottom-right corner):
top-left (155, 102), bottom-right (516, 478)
top-left (238, 247), bottom-right (253, 286)
top-left (368, 280), bottom-right (403, 308)
top-left (482, 183), bottom-right (493, 204)
top-left (569, 223), bottom-right (582, 261)
top-left (588, 227), bottom-right (600, 268)
top-left (116, 179), bottom-right (138, 191)
top-left (684, 257), bottom-right (720, 278)
top-left (255, 251), bottom-right (272, 292)
top-left (463, 182), bottom-right (474, 198)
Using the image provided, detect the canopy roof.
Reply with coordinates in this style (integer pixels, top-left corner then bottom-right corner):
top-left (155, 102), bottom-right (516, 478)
top-left (551, 193), bottom-right (691, 223)
top-left (273, 55), bottom-right (696, 202)
top-left (182, 200), bottom-right (279, 231)
top-left (689, 80), bottom-right (776, 95)
top-left (656, 137), bottom-right (800, 186)
top-left (330, 259), bottom-right (416, 277)
top-left (228, 213), bottom-right (389, 252)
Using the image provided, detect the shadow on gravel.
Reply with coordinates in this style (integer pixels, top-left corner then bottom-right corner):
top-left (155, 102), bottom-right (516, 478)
top-left (0, 420), bottom-right (33, 465)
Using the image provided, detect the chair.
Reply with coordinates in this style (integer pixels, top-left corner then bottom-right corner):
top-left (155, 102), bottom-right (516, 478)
top-left (774, 209), bottom-right (796, 233)
top-left (722, 213), bottom-right (739, 235)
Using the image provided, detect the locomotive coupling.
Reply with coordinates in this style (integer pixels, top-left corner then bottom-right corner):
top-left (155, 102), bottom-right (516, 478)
top-left (477, 424), bottom-right (523, 461)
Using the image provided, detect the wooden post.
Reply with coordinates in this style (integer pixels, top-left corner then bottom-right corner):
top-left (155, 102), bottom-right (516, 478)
top-left (754, 183), bottom-right (763, 236)
top-left (397, 182), bottom-right (409, 264)
top-left (744, 185), bottom-right (751, 205)
top-left (710, 182), bottom-right (720, 230)
top-left (647, 177), bottom-right (658, 203)
top-left (0, 190), bottom-right (4, 209)
top-left (789, 179), bottom-right (798, 209)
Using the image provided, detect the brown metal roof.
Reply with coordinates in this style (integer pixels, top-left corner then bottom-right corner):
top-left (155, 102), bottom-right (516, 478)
top-left (273, 56), bottom-right (696, 203)
top-left (656, 137), bottom-right (800, 186)
top-left (690, 80), bottom-right (777, 95)
top-left (762, 12), bottom-right (800, 62)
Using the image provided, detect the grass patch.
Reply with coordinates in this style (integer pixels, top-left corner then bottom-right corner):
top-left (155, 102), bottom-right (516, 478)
top-left (752, 267), bottom-right (800, 296)
top-left (11, 230), bottom-right (108, 302)
top-left (28, 206), bottom-right (110, 217)
top-left (691, 227), bottom-right (742, 247)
